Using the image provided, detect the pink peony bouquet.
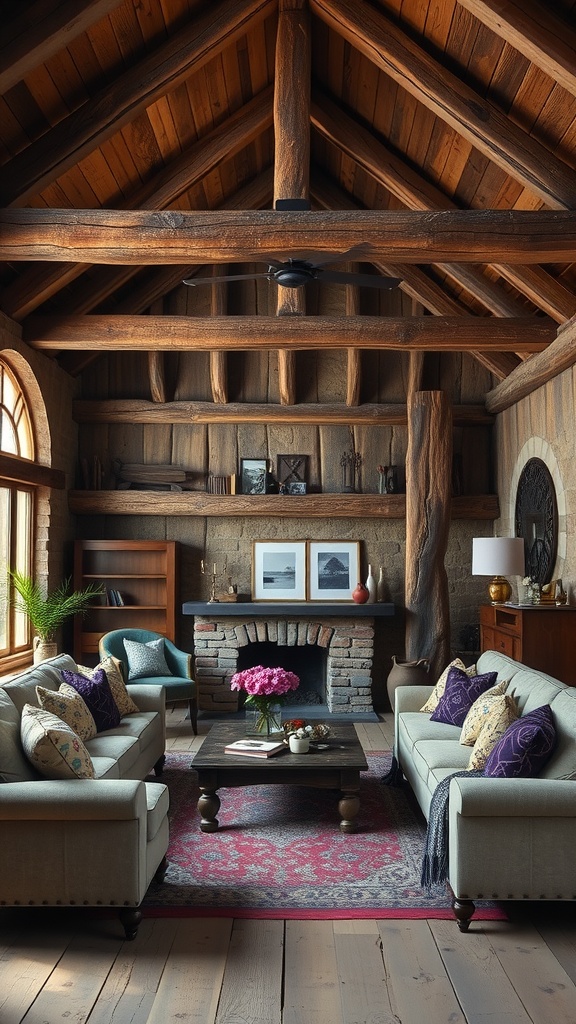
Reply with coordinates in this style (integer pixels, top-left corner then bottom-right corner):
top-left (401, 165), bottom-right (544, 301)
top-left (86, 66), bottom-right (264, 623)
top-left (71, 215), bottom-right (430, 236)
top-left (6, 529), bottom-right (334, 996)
top-left (230, 665), bottom-right (300, 699)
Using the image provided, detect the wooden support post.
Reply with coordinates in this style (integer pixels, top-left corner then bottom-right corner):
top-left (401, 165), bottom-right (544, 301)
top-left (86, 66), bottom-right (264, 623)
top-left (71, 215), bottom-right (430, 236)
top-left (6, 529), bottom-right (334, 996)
top-left (345, 272), bottom-right (361, 406)
top-left (210, 267), bottom-right (228, 404)
top-left (405, 390), bottom-right (452, 678)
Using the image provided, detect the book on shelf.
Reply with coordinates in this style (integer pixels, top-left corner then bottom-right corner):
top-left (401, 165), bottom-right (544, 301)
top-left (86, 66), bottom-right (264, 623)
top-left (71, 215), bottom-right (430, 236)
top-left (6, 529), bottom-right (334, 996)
top-left (224, 738), bottom-right (286, 758)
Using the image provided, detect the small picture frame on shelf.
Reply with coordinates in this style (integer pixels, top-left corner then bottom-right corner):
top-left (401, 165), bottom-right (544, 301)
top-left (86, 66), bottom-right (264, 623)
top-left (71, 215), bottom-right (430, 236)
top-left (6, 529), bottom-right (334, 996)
top-left (240, 458), bottom-right (268, 495)
top-left (252, 541), bottom-right (307, 601)
top-left (307, 540), bottom-right (360, 602)
top-left (288, 481), bottom-right (307, 495)
top-left (276, 454), bottom-right (308, 489)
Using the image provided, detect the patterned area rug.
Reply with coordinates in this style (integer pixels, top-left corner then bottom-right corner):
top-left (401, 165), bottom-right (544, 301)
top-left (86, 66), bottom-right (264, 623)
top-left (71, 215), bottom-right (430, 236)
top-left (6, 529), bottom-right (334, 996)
top-left (143, 751), bottom-right (506, 921)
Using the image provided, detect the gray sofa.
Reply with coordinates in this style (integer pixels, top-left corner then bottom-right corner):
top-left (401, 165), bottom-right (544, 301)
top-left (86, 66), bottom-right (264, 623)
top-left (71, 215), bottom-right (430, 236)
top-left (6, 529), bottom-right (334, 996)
top-left (0, 653), bottom-right (169, 938)
top-left (394, 650), bottom-right (576, 929)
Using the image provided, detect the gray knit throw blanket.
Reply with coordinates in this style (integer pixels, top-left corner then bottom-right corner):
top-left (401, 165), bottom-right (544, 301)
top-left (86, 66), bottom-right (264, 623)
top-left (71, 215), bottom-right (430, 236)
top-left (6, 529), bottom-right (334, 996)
top-left (420, 770), bottom-right (483, 891)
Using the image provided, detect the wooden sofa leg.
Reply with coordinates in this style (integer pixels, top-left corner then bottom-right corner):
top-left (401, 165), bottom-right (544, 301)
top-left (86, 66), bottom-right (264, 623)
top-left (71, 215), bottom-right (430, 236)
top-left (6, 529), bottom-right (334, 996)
top-left (153, 754), bottom-right (166, 776)
top-left (452, 895), bottom-right (476, 931)
top-left (189, 697), bottom-right (198, 735)
top-left (154, 855), bottom-right (168, 883)
top-left (119, 907), bottom-right (142, 941)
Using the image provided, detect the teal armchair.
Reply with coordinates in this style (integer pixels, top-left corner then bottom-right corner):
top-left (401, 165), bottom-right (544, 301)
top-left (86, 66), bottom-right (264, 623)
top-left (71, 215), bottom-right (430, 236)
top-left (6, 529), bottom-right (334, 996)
top-left (99, 628), bottom-right (197, 733)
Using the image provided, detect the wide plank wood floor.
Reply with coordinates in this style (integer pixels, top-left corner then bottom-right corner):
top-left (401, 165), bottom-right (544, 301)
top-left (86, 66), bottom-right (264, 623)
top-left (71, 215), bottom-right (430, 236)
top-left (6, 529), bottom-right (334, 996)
top-left (1, 707), bottom-right (575, 1024)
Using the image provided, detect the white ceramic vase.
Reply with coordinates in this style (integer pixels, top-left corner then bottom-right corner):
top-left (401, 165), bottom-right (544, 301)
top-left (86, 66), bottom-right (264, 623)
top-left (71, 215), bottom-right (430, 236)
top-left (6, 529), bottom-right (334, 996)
top-left (365, 564), bottom-right (376, 604)
top-left (289, 735), bottom-right (310, 754)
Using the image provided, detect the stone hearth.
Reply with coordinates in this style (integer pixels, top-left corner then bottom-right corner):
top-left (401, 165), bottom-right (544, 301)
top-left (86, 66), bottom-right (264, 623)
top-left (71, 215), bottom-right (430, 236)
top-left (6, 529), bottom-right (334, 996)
top-left (189, 608), bottom-right (382, 715)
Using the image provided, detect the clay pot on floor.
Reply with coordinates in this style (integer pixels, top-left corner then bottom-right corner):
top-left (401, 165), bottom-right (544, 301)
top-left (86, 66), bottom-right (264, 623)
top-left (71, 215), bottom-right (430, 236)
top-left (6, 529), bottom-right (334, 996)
top-left (386, 656), bottom-right (430, 712)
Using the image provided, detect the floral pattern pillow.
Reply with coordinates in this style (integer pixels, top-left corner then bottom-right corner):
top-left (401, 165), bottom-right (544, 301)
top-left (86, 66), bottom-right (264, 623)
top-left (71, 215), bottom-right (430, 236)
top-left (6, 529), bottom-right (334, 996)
top-left (36, 682), bottom-right (97, 741)
top-left (20, 703), bottom-right (94, 779)
top-left (467, 694), bottom-right (519, 770)
top-left (459, 679), bottom-right (510, 745)
top-left (420, 658), bottom-right (476, 713)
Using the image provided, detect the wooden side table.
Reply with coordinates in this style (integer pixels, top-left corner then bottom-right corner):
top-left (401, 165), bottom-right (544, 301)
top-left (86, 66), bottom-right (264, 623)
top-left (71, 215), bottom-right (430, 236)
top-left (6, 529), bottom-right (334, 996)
top-left (479, 604), bottom-right (576, 685)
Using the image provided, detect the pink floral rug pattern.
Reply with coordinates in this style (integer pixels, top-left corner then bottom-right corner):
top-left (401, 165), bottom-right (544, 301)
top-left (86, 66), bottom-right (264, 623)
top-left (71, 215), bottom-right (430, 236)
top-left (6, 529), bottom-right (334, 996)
top-left (143, 751), bottom-right (505, 920)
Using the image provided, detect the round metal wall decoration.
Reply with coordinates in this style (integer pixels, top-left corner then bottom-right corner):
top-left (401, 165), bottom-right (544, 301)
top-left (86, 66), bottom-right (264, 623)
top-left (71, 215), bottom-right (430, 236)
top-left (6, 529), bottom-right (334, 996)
top-left (514, 458), bottom-right (558, 585)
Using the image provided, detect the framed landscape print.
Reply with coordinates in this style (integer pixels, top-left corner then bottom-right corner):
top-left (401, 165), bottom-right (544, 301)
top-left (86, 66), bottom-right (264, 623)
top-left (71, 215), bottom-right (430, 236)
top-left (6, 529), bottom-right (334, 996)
top-left (240, 458), bottom-right (267, 494)
top-left (307, 540), bottom-right (360, 601)
top-left (252, 541), bottom-right (307, 601)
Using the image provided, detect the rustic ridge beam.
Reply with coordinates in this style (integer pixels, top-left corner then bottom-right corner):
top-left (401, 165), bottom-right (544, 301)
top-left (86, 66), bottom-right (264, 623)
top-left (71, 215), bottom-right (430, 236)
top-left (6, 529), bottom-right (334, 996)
top-left (72, 399), bottom-right (493, 426)
top-left (24, 315), bottom-right (555, 351)
top-left (485, 317), bottom-right (576, 413)
top-left (4, 209), bottom-right (576, 263)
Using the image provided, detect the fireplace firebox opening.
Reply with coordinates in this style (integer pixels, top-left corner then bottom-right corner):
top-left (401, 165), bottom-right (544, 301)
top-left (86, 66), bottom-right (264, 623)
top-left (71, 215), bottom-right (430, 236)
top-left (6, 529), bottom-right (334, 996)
top-left (236, 641), bottom-right (326, 705)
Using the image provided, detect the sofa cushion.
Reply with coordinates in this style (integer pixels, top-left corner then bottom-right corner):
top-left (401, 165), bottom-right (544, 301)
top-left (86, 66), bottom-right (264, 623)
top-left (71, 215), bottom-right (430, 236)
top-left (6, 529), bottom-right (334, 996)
top-left (36, 682), bottom-right (97, 741)
top-left (78, 656), bottom-right (139, 716)
top-left (124, 637), bottom-right (170, 680)
top-left (61, 667), bottom-right (121, 732)
top-left (467, 694), bottom-right (519, 770)
top-left (84, 732), bottom-right (141, 775)
top-left (419, 658), bottom-right (474, 713)
top-left (430, 667), bottom-right (497, 727)
top-left (483, 704), bottom-right (556, 778)
top-left (538, 689), bottom-right (576, 780)
top-left (0, 688), bottom-right (39, 783)
top-left (2, 654), bottom-right (79, 713)
top-left (459, 679), bottom-right (510, 745)
top-left (20, 704), bottom-right (95, 779)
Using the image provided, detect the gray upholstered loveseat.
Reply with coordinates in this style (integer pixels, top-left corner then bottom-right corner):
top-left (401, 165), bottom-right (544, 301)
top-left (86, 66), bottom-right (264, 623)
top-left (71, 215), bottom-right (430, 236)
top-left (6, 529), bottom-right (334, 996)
top-left (394, 650), bottom-right (576, 929)
top-left (0, 653), bottom-right (169, 938)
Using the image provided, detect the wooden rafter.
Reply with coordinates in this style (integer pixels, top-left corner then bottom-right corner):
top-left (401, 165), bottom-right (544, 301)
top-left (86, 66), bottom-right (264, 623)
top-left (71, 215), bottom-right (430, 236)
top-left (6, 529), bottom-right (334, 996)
top-left (486, 317), bottom-right (576, 413)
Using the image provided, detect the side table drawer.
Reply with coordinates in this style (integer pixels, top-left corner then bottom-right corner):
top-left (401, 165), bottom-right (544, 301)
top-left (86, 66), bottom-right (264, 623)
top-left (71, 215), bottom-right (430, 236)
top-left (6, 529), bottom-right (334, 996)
top-left (492, 632), bottom-right (516, 657)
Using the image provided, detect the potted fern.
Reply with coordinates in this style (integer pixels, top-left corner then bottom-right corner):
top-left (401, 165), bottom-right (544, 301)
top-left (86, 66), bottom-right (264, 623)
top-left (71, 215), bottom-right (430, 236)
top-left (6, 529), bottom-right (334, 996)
top-left (8, 570), bottom-right (104, 663)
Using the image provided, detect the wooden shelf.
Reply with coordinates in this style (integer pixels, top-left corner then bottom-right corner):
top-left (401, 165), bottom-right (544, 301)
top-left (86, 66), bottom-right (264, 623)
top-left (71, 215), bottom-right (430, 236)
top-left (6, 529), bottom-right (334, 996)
top-left (68, 491), bottom-right (500, 519)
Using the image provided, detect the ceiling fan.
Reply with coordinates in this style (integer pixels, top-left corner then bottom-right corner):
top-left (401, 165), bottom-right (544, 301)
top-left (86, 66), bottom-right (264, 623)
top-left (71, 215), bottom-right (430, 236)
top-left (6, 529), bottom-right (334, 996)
top-left (183, 199), bottom-right (401, 292)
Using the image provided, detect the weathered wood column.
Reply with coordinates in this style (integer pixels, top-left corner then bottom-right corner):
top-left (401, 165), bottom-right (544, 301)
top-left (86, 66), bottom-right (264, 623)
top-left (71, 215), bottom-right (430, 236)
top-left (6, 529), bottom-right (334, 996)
top-left (405, 390), bottom-right (452, 678)
top-left (274, 0), bottom-right (311, 404)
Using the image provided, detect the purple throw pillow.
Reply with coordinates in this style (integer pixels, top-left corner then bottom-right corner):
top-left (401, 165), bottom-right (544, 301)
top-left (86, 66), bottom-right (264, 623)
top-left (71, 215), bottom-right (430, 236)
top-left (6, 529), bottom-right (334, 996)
top-left (430, 666), bottom-right (497, 728)
top-left (61, 668), bottom-right (121, 733)
top-left (483, 704), bottom-right (556, 778)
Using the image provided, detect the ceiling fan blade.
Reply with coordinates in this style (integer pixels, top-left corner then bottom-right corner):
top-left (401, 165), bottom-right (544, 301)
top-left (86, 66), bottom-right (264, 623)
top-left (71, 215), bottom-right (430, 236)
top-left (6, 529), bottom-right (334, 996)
top-left (316, 269), bottom-right (401, 289)
top-left (183, 272), bottom-right (272, 286)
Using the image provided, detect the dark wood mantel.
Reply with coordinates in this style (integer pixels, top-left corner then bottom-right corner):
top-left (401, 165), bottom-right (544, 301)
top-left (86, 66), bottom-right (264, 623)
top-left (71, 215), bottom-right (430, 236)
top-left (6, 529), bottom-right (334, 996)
top-left (182, 601), bottom-right (395, 617)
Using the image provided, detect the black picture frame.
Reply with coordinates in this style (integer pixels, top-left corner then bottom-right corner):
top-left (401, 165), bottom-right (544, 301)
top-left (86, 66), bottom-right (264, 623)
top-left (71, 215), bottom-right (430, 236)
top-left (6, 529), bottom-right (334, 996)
top-left (240, 458), bottom-right (268, 495)
top-left (276, 454), bottom-right (308, 488)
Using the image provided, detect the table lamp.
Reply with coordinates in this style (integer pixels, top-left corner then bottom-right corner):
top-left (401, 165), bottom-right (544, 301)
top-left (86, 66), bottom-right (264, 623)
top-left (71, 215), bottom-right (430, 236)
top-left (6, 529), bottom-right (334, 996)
top-left (472, 537), bottom-right (525, 604)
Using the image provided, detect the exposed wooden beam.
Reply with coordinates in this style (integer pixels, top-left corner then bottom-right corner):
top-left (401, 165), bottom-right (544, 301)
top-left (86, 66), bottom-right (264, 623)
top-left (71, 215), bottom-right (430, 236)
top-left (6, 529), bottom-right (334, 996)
top-left (4, 209), bottom-right (576, 263)
top-left (0, 453), bottom-right (65, 489)
top-left (24, 314), bottom-right (555, 351)
top-left (310, 0), bottom-right (576, 209)
top-left (458, 0), bottom-right (576, 100)
top-left (72, 399), bottom-right (494, 426)
top-left (490, 264), bottom-right (576, 323)
top-left (0, 0), bottom-right (276, 206)
top-left (485, 317), bottom-right (576, 413)
top-left (0, 0), bottom-right (124, 94)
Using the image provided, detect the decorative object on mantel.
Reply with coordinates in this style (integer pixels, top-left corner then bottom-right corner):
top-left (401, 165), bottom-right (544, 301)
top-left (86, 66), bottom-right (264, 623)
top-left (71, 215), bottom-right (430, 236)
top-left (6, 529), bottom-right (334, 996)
top-left (365, 564), bottom-right (376, 604)
top-left (386, 656), bottom-right (430, 712)
top-left (471, 536), bottom-right (525, 604)
top-left (377, 566), bottom-right (386, 602)
top-left (340, 430), bottom-right (362, 493)
top-left (230, 665), bottom-right (300, 736)
top-left (252, 541), bottom-right (307, 602)
top-left (352, 583), bottom-right (369, 604)
top-left (308, 540), bottom-right (360, 602)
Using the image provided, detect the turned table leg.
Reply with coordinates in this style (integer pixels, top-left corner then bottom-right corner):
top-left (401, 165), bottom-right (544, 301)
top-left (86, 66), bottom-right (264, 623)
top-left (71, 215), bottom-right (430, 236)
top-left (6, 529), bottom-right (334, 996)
top-left (338, 787), bottom-right (360, 833)
top-left (198, 787), bottom-right (221, 832)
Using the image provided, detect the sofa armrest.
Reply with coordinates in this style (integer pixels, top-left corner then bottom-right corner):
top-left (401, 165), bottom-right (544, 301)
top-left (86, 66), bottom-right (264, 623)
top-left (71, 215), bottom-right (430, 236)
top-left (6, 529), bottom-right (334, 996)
top-left (126, 683), bottom-right (166, 713)
top-left (449, 776), bottom-right (576, 817)
top-left (395, 685), bottom-right (434, 714)
top-left (0, 779), bottom-right (147, 820)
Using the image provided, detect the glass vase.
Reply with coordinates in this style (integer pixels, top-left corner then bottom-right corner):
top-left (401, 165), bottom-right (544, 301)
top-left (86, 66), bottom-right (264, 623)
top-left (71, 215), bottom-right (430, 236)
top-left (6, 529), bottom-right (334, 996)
top-left (245, 700), bottom-right (283, 737)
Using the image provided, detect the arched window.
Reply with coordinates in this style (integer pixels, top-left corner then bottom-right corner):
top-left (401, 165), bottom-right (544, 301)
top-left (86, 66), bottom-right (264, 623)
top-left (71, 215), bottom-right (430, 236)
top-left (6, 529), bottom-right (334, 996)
top-left (0, 360), bottom-right (35, 668)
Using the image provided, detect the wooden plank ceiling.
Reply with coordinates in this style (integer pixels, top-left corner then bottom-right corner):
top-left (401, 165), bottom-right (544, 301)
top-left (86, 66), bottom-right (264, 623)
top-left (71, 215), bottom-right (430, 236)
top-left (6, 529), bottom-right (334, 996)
top-left (1, 0), bottom-right (576, 406)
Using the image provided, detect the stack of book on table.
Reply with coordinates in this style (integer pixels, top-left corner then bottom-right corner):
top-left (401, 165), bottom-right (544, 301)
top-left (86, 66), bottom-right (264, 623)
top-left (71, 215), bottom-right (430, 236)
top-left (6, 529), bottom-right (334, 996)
top-left (224, 738), bottom-right (286, 758)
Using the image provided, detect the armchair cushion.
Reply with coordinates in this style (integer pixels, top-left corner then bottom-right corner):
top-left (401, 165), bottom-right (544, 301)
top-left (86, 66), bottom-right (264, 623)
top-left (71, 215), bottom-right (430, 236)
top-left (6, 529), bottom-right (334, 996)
top-left (20, 704), bottom-right (95, 779)
top-left (61, 667), bottom-right (121, 732)
top-left (123, 637), bottom-right (171, 680)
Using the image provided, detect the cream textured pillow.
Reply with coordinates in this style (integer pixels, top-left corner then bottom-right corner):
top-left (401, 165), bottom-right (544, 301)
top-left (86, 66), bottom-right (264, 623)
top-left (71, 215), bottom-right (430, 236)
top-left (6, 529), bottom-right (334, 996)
top-left (36, 682), bottom-right (97, 741)
top-left (78, 656), bottom-right (139, 716)
top-left (467, 695), bottom-right (519, 770)
top-left (459, 679), bottom-right (510, 745)
top-left (420, 659), bottom-right (476, 713)
top-left (20, 704), bottom-right (95, 779)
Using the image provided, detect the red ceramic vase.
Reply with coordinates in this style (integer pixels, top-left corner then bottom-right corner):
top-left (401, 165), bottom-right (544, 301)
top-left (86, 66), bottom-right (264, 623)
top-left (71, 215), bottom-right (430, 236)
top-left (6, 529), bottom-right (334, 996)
top-left (352, 583), bottom-right (369, 604)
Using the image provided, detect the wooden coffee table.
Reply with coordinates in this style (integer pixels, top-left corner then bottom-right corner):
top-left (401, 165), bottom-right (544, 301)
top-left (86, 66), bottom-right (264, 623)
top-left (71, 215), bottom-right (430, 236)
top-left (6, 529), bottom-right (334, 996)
top-left (191, 722), bottom-right (369, 833)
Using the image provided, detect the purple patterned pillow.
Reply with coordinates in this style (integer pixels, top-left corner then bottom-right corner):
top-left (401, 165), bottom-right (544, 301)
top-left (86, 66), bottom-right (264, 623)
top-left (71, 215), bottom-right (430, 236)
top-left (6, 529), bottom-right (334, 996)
top-left (60, 668), bottom-right (121, 733)
top-left (483, 704), bottom-right (556, 778)
top-left (430, 667), bottom-right (497, 727)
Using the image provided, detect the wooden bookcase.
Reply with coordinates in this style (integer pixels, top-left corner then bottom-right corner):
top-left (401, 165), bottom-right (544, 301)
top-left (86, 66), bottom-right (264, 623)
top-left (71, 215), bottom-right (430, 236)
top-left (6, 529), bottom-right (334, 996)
top-left (73, 540), bottom-right (177, 663)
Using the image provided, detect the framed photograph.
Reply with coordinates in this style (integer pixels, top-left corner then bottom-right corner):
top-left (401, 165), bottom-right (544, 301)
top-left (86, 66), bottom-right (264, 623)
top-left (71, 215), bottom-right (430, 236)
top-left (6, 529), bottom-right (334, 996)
top-left (307, 540), bottom-right (360, 601)
top-left (240, 458), bottom-right (268, 495)
top-left (252, 541), bottom-right (307, 601)
top-left (276, 454), bottom-right (308, 488)
top-left (288, 481), bottom-right (307, 495)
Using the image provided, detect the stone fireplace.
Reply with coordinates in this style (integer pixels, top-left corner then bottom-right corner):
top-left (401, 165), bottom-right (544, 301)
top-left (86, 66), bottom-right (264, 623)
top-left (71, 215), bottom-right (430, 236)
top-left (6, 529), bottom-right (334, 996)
top-left (183, 601), bottom-right (395, 716)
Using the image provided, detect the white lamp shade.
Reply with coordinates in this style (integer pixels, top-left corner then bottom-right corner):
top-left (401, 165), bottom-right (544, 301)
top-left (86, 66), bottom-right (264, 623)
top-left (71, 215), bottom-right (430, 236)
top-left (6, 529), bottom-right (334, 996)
top-left (472, 537), bottom-right (525, 577)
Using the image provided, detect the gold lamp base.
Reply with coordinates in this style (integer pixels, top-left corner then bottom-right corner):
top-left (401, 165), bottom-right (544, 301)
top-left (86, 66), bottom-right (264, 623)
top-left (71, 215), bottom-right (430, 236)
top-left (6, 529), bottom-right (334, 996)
top-left (488, 576), bottom-right (512, 604)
